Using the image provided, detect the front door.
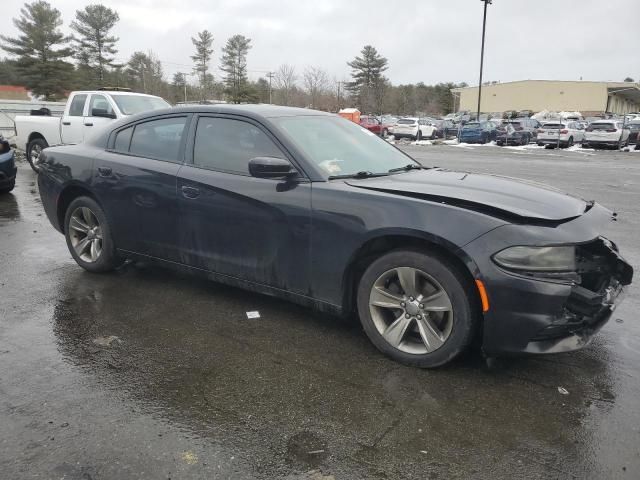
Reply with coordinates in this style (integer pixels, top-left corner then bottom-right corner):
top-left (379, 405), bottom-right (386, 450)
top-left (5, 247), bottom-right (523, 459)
top-left (61, 93), bottom-right (88, 144)
top-left (92, 115), bottom-right (190, 261)
top-left (177, 115), bottom-right (312, 294)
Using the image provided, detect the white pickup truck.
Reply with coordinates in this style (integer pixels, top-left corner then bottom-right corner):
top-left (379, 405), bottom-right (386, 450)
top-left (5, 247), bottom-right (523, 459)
top-left (15, 89), bottom-right (170, 172)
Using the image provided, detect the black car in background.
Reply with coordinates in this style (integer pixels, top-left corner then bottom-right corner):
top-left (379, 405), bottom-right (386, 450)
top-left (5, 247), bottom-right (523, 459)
top-left (431, 119), bottom-right (458, 139)
top-left (496, 118), bottom-right (542, 146)
top-left (0, 135), bottom-right (16, 194)
top-left (627, 120), bottom-right (640, 145)
top-left (36, 105), bottom-right (632, 367)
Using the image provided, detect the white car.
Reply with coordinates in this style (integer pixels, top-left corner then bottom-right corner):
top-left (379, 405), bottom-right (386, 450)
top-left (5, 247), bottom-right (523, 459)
top-left (582, 120), bottom-right (631, 149)
top-left (536, 121), bottom-right (585, 148)
top-left (15, 89), bottom-right (170, 172)
top-left (392, 117), bottom-right (438, 140)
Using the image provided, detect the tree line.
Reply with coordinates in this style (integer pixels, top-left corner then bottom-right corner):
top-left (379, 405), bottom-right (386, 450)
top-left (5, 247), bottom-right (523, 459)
top-left (0, 0), bottom-right (466, 116)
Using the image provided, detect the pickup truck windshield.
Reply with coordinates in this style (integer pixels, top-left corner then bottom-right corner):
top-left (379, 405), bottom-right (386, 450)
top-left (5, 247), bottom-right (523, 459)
top-left (111, 95), bottom-right (170, 115)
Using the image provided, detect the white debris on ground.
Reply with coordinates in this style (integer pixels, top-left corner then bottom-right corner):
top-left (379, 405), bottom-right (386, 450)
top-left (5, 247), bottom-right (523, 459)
top-left (246, 311), bottom-right (261, 319)
top-left (442, 139), bottom-right (459, 145)
top-left (92, 335), bottom-right (122, 347)
top-left (411, 140), bottom-right (433, 146)
top-left (557, 387), bottom-right (570, 395)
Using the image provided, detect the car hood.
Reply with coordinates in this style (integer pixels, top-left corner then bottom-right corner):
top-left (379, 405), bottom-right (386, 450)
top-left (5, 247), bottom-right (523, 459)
top-left (345, 168), bottom-right (589, 222)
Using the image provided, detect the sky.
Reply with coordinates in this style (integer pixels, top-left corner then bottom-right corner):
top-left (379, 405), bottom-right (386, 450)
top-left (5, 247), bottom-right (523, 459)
top-left (2, 0), bottom-right (639, 86)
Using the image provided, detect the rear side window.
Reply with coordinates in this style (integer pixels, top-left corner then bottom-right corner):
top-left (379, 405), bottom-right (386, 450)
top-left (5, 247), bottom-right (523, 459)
top-left (129, 117), bottom-right (187, 163)
top-left (68, 95), bottom-right (87, 116)
top-left (193, 117), bottom-right (283, 175)
top-left (113, 126), bottom-right (133, 152)
top-left (590, 123), bottom-right (614, 130)
top-left (397, 119), bottom-right (416, 125)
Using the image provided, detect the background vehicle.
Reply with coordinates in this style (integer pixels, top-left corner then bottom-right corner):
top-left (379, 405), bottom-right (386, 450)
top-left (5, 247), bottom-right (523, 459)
top-left (431, 119), bottom-right (458, 139)
top-left (36, 105), bottom-right (632, 368)
top-left (392, 117), bottom-right (438, 140)
top-left (380, 115), bottom-right (398, 135)
top-left (582, 121), bottom-right (630, 149)
top-left (624, 120), bottom-right (640, 145)
top-left (0, 135), bottom-right (16, 194)
top-left (537, 121), bottom-right (585, 148)
top-left (496, 118), bottom-right (541, 146)
top-left (15, 89), bottom-right (170, 172)
top-left (459, 121), bottom-right (497, 144)
top-left (359, 115), bottom-right (384, 136)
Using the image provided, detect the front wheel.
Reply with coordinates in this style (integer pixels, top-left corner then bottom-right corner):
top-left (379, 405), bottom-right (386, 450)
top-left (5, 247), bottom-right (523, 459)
top-left (356, 250), bottom-right (477, 368)
top-left (415, 130), bottom-right (422, 141)
top-left (26, 137), bottom-right (49, 173)
top-left (64, 196), bottom-right (123, 273)
top-left (0, 179), bottom-right (15, 194)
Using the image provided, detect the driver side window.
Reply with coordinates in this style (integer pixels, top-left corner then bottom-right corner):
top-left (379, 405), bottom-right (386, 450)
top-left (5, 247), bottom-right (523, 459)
top-left (193, 117), bottom-right (284, 175)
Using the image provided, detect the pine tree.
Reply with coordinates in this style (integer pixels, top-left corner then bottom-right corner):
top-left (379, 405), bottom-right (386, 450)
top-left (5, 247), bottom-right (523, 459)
top-left (70, 4), bottom-right (120, 84)
top-left (0, 1), bottom-right (74, 100)
top-left (219, 34), bottom-right (254, 103)
top-left (346, 45), bottom-right (388, 113)
top-left (191, 30), bottom-right (214, 101)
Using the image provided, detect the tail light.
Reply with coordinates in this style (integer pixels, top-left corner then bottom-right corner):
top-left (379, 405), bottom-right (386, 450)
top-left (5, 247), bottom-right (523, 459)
top-left (560, 129), bottom-right (568, 134)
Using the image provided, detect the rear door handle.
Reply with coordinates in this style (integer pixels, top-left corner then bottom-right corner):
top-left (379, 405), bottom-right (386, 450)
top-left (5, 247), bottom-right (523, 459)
top-left (97, 166), bottom-right (112, 177)
top-left (62, 121), bottom-right (71, 126)
top-left (84, 122), bottom-right (93, 127)
top-left (181, 185), bottom-right (200, 199)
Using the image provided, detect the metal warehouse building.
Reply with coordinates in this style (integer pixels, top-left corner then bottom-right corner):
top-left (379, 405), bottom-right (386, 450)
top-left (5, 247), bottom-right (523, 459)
top-left (451, 80), bottom-right (640, 116)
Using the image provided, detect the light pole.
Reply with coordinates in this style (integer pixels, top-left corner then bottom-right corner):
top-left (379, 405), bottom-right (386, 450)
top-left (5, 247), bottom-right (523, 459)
top-left (477, 0), bottom-right (492, 122)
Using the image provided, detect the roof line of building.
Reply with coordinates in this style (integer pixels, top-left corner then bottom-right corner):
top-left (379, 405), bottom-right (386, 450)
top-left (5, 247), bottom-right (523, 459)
top-left (451, 79), bottom-right (640, 92)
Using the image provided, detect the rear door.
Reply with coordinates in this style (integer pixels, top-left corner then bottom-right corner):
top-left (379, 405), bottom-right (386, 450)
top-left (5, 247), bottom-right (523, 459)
top-left (92, 114), bottom-right (190, 261)
top-left (176, 114), bottom-right (312, 294)
top-left (61, 93), bottom-right (88, 144)
top-left (84, 94), bottom-right (117, 138)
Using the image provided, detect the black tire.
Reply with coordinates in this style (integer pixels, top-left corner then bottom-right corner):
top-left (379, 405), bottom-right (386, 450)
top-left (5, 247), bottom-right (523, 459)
top-left (537, 143), bottom-right (544, 147)
top-left (0, 179), bottom-right (15, 194)
top-left (416, 130), bottom-right (422, 141)
top-left (497, 141), bottom-right (504, 147)
top-left (356, 249), bottom-right (478, 368)
top-left (431, 130), bottom-right (437, 140)
top-left (381, 128), bottom-right (388, 138)
top-left (565, 137), bottom-right (574, 148)
top-left (64, 196), bottom-right (123, 273)
top-left (26, 137), bottom-right (48, 173)
top-left (521, 135), bottom-right (528, 146)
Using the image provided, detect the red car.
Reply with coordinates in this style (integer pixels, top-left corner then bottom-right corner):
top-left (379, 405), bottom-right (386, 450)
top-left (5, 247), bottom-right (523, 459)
top-left (359, 115), bottom-right (387, 136)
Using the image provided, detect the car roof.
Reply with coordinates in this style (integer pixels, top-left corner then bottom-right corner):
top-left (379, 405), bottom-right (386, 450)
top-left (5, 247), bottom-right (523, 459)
top-left (164, 104), bottom-right (333, 119)
top-left (73, 90), bottom-right (162, 98)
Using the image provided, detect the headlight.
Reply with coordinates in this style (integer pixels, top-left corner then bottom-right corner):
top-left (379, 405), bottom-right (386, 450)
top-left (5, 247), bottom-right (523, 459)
top-left (492, 246), bottom-right (576, 272)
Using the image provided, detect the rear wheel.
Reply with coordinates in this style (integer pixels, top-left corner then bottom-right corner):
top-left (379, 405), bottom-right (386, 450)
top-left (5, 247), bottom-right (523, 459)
top-left (416, 130), bottom-right (422, 141)
top-left (566, 136), bottom-right (574, 148)
top-left (0, 179), bottom-right (15, 194)
top-left (356, 250), bottom-right (477, 368)
top-left (64, 196), bottom-right (123, 273)
top-left (26, 137), bottom-right (48, 173)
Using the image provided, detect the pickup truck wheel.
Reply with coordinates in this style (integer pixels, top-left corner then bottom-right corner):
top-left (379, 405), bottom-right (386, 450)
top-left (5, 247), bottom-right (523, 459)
top-left (27, 138), bottom-right (48, 173)
top-left (64, 196), bottom-right (123, 273)
top-left (357, 250), bottom-right (477, 368)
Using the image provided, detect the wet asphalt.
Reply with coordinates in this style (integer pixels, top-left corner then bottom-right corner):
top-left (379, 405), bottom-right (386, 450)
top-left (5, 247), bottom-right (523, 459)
top-left (1, 145), bottom-right (639, 479)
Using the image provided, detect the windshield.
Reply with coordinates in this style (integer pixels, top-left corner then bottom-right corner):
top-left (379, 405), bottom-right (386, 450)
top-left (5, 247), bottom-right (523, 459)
top-left (590, 123), bottom-right (615, 130)
top-left (273, 115), bottom-right (418, 178)
top-left (542, 123), bottom-right (564, 129)
top-left (111, 94), bottom-right (170, 115)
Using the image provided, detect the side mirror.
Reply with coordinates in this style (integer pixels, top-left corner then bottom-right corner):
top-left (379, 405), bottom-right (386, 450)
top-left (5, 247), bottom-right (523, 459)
top-left (91, 108), bottom-right (117, 119)
top-left (248, 157), bottom-right (297, 179)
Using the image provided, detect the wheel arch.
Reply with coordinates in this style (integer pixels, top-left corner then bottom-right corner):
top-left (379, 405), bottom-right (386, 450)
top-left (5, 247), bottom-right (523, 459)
top-left (56, 183), bottom-right (103, 234)
top-left (341, 230), bottom-right (482, 316)
top-left (27, 132), bottom-right (48, 145)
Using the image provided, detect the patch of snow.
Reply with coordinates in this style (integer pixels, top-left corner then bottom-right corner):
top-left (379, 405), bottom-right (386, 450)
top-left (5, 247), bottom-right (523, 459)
top-left (411, 140), bottom-right (433, 146)
top-left (442, 139), bottom-right (459, 145)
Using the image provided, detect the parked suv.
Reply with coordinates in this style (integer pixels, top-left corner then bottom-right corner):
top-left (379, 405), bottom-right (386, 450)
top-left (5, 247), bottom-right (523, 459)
top-left (537, 121), bottom-right (585, 148)
top-left (459, 121), bottom-right (497, 144)
top-left (582, 121), bottom-right (630, 149)
top-left (392, 117), bottom-right (438, 140)
top-left (496, 118), bottom-right (541, 146)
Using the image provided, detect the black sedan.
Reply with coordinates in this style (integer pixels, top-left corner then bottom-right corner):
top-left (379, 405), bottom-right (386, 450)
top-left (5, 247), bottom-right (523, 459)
top-left (36, 105), bottom-right (633, 367)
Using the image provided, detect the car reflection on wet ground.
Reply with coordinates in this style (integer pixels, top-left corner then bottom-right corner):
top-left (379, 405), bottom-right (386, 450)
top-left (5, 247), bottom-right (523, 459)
top-left (1, 146), bottom-right (639, 479)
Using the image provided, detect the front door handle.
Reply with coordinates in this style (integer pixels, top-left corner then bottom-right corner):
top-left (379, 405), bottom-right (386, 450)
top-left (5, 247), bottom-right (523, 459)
top-left (84, 122), bottom-right (93, 127)
top-left (62, 121), bottom-right (71, 126)
top-left (97, 166), bottom-right (112, 177)
top-left (181, 185), bottom-right (200, 199)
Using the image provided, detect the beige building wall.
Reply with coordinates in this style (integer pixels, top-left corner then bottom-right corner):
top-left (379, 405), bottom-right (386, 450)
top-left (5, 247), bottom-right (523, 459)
top-left (454, 80), bottom-right (640, 114)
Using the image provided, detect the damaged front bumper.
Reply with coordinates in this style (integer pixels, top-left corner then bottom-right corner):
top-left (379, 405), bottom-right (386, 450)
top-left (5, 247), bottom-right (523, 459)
top-left (462, 205), bottom-right (633, 355)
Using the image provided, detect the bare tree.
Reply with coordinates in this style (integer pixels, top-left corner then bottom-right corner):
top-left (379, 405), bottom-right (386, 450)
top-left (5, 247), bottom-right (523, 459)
top-left (274, 63), bottom-right (296, 106)
top-left (303, 66), bottom-right (329, 109)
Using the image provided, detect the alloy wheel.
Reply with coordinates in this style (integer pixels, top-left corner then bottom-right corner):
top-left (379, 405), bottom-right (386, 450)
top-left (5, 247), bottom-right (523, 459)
top-left (69, 207), bottom-right (103, 263)
top-left (30, 144), bottom-right (43, 168)
top-left (368, 267), bottom-right (454, 354)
